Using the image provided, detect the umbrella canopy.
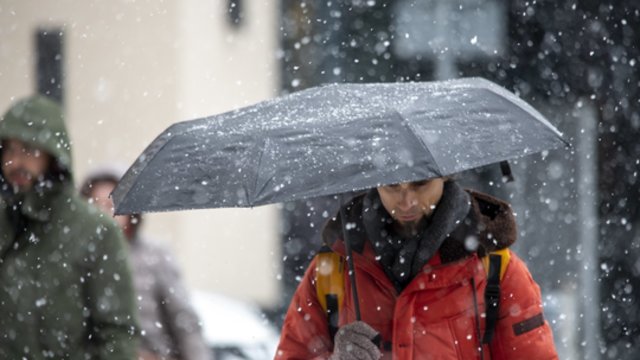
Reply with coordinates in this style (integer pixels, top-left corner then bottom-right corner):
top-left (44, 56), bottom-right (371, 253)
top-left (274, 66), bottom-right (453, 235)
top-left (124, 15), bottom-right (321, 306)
top-left (113, 77), bottom-right (568, 215)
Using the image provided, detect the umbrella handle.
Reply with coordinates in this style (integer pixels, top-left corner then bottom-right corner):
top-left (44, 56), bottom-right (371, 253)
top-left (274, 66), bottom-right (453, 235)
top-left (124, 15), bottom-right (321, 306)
top-left (340, 199), bottom-right (362, 321)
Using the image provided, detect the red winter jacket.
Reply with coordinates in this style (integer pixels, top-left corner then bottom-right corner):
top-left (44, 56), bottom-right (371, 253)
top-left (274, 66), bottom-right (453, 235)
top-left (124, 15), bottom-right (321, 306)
top-left (276, 190), bottom-right (558, 360)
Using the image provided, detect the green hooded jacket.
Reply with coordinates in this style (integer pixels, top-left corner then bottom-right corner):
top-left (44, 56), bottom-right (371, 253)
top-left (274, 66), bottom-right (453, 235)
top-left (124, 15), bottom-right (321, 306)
top-left (0, 95), bottom-right (138, 359)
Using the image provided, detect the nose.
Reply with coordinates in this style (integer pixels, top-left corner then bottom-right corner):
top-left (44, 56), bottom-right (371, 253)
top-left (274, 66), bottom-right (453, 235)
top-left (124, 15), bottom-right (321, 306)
top-left (397, 189), bottom-right (418, 212)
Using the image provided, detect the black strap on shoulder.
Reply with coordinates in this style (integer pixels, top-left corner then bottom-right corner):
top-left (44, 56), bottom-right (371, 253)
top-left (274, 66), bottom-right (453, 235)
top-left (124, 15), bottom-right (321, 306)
top-left (482, 253), bottom-right (502, 344)
top-left (325, 294), bottom-right (339, 339)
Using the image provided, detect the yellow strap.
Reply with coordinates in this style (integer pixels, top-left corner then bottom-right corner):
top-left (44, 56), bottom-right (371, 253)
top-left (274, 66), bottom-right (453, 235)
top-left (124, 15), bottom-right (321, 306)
top-left (315, 251), bottom-right (345, 312)
top-left (481, 248), bottom-right (511, 280)
top-left (316, 248), bottom-right (510, 313)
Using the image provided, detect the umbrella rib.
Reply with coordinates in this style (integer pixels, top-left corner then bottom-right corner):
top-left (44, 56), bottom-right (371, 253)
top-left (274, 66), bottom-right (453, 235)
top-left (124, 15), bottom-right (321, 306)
top-left (249, 138), bottom-right (269, 206)
top-left (349, 90), bottom-right (443, 179)
top-left (393, 108), bottom-right (444, 177)
top-left (113, 128), bottom-right (179, 214)
top-left (480, 80), bottom-right (565, 139)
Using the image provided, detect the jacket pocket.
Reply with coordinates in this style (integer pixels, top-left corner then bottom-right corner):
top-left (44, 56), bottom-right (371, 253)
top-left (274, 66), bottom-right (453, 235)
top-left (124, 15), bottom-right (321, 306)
top-left (413, 297), bottom-right (483, 359)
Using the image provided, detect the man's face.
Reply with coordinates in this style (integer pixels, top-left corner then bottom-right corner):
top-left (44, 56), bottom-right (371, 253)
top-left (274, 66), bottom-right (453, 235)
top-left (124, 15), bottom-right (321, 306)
top-left (1, 139), bottom-right (51, 192)
top-left (377, 178), bottom-right (445, 229)
top-left (88, 181), bottom-right (131, 231)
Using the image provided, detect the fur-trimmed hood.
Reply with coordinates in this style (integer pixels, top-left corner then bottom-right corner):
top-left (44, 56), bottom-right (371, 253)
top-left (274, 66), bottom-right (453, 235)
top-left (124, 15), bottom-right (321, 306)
top-left (466, 189), bottom-right (517, 253)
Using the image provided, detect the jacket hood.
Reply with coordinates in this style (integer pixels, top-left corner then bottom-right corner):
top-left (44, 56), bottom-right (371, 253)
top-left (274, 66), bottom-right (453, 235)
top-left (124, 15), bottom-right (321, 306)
top-left (466, 189), bottom-right (517, 252)
top-left (0, 95), bottom-right (72, 175)
top-left (322, 186), bottom-right (517, 256)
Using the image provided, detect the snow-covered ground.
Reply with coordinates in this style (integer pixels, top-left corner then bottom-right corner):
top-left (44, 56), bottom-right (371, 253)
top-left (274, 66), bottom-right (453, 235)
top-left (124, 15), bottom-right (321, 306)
top-left (191, 290), bottom-right (280, 359)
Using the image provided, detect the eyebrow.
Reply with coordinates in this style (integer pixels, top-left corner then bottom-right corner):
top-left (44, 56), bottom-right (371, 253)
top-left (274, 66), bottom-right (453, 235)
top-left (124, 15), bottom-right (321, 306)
top-left (412, 180), bottom-right (429, 186)
top-left (386, 180), bottom-right (429, 188)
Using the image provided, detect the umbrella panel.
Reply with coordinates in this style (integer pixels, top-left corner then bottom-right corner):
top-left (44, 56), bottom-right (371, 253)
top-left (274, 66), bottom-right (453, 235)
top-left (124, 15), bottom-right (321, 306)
top-left (114, 79), bottom-right (567, 215)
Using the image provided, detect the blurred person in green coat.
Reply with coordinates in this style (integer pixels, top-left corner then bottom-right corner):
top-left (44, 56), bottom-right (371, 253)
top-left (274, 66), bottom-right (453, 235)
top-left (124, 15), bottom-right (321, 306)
top-left (0, 95), bottom-right (138, 359)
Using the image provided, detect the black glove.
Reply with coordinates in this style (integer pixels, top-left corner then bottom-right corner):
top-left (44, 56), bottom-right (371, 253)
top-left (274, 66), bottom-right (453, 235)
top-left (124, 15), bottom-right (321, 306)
top-left (329, 321), bottom-right (381, 360)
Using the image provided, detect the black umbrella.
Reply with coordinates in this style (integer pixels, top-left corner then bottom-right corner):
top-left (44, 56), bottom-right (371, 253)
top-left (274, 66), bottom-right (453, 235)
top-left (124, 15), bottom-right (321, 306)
top-left (113, 77), bottom-right (567, 213)
top-left (113, 77), bottom-right (568, 319)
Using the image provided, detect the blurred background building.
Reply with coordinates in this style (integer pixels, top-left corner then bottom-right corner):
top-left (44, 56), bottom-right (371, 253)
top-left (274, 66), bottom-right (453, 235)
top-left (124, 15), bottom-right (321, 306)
top-left (2, 1), bottom-right (639, 359)
top-left (278, 1), bottom-right (639, 359)
top-left (0, 0), bottom-right (282, 308)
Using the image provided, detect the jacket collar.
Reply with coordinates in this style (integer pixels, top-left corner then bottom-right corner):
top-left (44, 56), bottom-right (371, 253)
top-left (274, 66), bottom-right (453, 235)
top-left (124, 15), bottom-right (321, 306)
top-left (361, 181), bottom-right (471, 291)
top-left (1, 178), bottom-right (67, 223)
top-left (329, 237), bottom-right (486, 294)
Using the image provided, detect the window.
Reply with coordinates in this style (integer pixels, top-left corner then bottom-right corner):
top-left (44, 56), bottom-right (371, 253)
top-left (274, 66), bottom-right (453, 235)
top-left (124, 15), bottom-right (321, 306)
top-left (35, 28), bottom-right (64, 104)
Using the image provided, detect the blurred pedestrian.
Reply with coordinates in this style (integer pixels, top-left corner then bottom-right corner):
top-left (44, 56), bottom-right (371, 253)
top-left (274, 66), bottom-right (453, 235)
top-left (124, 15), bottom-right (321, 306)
top-left (81, 166), bottom-right (212, 360)
top-left (277, 177), bottom-right (559, 359)
top-left (0, 95), bottom-right (138, 359)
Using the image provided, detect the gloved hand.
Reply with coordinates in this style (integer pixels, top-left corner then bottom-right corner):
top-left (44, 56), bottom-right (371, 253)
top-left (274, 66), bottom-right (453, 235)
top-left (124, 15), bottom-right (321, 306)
top-left (329, 321), bottom-right (381, 360)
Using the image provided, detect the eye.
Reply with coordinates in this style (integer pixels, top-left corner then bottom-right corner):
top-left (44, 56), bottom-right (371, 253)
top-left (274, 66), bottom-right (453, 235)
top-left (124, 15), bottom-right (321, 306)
top-left (412, 180), bottom-right (429, 187)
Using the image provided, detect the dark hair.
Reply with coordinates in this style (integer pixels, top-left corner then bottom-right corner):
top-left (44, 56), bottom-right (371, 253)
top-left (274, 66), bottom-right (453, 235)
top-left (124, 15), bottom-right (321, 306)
top-left (80, 174), bottom-right (143, 237)
top-left (80, 174), bottom-right (117, 198)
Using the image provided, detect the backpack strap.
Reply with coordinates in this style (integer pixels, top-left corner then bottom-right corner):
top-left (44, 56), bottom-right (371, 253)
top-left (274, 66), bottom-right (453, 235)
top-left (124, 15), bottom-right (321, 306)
top-left (314, 246), bottom-right (511, 345)
top-left (481, 248), bottom-right (510, 344)
top-left (314, 246), bottom-right (345, 339)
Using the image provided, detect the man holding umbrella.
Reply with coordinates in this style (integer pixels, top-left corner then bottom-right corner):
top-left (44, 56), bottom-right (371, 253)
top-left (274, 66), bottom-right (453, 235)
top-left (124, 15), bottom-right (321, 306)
top-left (109, 79), bottom-right (565, 359)
top-left (276, 176), bottom-right (559, 359)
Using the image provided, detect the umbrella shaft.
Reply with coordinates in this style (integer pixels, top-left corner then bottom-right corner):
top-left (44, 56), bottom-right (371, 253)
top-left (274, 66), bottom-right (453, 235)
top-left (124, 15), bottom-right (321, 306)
top-left (340, 203), bottom-right (361, 321)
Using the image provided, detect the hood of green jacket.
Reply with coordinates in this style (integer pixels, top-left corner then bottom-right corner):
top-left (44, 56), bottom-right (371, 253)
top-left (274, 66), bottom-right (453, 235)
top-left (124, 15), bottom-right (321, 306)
top-left (0, 95), bottom-right (72, 176)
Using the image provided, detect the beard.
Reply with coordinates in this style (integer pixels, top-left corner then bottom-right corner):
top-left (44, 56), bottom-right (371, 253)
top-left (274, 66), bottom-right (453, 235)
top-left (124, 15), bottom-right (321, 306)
top-left (3, 167), bottom-right (46, 193)
top-left (394, 216), bottom-right (429, 238)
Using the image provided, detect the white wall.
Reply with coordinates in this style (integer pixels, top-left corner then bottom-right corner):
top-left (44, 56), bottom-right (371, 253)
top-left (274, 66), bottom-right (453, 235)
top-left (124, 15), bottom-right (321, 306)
top-left (172, 0), bottom-right (281, 305)
top-left (0, 0), bottom-right (282, 307)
